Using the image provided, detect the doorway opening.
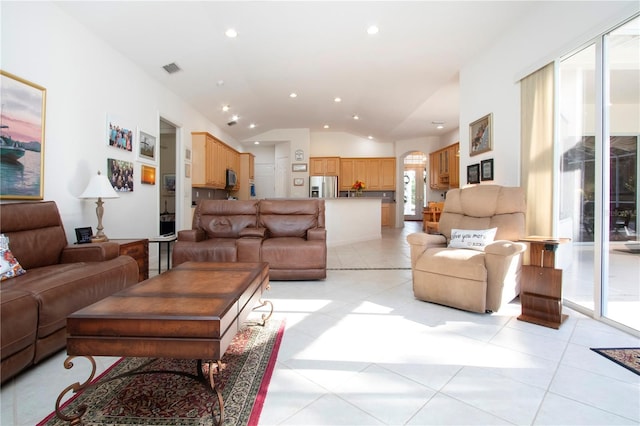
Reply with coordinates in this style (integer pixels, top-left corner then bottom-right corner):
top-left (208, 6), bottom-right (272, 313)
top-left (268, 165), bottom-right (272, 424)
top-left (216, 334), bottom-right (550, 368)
top-left (159, 119), bottom-right (176, 236)
top-left (403, 151), bottom-right (427, 221)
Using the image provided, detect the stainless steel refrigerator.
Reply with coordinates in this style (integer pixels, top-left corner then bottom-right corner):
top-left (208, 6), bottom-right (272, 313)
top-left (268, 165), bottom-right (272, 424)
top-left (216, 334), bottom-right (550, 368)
top-left (309, 176), bottom-right (338, 198)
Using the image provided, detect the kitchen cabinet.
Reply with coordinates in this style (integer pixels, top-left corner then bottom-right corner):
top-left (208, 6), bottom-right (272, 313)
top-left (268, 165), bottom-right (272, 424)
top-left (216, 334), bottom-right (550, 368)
top-left (379, 158), bottom-right (396, 190)
top-left (340, 157), bottom-right (396, 191)
top-left (381, 203), bottom-right (395, 227)
top-left (310, 157), bottom-right (340, 176)
top-left (340, 159), bottom-right (354, 190)
top-left (448, 143), bottom-right (460, 188)
top-left (237, 153), bottom-right (255, 200)
top-left (429, 142), bottom-right (459, 190)
top-left (192, 131), bottom-right (241, 190)
top-left (192, 132), bottom-right (217, 187)
top-left (429, 151), bottom-right (441, 190)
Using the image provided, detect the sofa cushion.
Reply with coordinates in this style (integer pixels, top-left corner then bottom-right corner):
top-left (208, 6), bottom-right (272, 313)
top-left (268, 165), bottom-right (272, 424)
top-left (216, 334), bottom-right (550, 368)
top-left (415, 247), bottom-right (487, 282)
top-left (261, 237), bottom-right (326, 269)
top-left (259, 200), bottom-right (321, 238)
top-left (0, 201), bottom-right (68, 269)
top-left (172, 238), bottom-right (237, 264)
top-left (195, 200), bottom-right (259, 239)
top-left (6, 257), bottom-right (139, 340)
top-left (0, 288), bottom-right (37, 362)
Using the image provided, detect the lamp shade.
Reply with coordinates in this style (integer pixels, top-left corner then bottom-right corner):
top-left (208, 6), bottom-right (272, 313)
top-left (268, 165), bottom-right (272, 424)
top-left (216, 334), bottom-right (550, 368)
top-left (79, 171), bottom-right (119, 199)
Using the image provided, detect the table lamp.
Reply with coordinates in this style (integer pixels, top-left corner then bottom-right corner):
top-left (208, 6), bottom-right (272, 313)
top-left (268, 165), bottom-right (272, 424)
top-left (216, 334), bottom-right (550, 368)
top-left (79, 171), bottom-right (119, 242)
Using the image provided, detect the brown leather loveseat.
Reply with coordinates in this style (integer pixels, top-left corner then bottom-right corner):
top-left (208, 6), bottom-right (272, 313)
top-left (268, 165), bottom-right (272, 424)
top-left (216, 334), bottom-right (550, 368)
top-left (172, 199), bottom-right (326, 280)
top-left (0, 201), bottom-right (139, 383)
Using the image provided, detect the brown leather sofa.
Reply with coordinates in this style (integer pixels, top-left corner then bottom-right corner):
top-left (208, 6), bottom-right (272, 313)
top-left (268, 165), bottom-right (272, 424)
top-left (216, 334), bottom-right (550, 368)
top-left (0, 201), bottom-right (139, 383)
top-left (173, 199), bottom-right (326, 280)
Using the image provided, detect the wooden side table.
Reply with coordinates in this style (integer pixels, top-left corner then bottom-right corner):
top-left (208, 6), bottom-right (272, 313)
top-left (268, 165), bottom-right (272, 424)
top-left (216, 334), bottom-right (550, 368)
top-left (517, 236), bottom-right (570, 329)
top-left (111, 239), bottom-right (149, 282)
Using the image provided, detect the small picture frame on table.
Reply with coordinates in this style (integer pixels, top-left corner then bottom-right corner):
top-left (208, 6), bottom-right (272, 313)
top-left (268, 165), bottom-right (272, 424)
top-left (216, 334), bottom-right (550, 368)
top-left (75, 227), bottom-right (93, 244)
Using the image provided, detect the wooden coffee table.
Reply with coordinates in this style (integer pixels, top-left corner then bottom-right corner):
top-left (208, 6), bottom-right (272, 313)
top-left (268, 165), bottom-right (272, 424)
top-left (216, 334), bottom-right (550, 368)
top-left (54, 261), bottom-right (272, 425)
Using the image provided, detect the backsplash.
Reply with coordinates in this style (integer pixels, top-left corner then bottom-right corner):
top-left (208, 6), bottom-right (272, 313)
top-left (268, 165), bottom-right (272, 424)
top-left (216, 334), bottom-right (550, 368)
top-left (191, 188), bottom-right (229, 206)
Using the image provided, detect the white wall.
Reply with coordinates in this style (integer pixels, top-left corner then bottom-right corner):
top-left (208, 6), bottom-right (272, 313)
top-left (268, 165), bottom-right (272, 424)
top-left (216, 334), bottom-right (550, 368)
top-left (459, 1), bottom-right (639, 187)
top-left (310, 131), bottom-right (395, 157)
top-left (1, 2), bottom-right (240, 259)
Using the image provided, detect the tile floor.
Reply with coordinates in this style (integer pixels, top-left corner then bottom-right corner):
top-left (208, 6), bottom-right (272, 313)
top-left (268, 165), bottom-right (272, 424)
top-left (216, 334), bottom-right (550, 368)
top-left (2, 221), bottom-right (639, 425)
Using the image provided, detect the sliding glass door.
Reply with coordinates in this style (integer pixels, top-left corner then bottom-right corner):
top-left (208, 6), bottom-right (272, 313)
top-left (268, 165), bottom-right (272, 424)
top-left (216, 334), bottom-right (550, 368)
top-left (558, 16), bottom-right (639, 332)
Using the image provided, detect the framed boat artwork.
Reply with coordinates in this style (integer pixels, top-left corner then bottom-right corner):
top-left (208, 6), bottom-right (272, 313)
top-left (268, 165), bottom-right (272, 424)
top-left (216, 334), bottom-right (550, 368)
top-left (0, 70), bottom-right (47, 200)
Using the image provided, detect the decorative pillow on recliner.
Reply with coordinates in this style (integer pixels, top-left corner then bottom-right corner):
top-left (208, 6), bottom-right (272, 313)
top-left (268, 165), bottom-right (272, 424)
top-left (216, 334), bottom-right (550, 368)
top-left (0, 235), bottom-right (27, 281)
top-left (448, 228), bottom-right (497, 251)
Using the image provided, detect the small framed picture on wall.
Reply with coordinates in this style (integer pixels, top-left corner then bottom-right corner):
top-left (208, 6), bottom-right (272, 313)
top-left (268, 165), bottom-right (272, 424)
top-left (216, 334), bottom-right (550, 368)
top-left (481, 159), bottom-right (494, 181)
top-left (467, 164), bottom-right (480, 184)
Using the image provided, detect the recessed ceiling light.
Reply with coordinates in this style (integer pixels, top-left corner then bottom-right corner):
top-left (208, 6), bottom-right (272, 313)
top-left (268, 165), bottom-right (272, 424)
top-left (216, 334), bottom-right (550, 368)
top-left (368, 135), bottom-right (374, 140)
top-left (367, 25), bottom-right (379, 35)
top-left (225, 28), bottom-right (238, 38)
top-left (289, 92), bottom-right (298, 98)
top-left (254, 141), bottom-right (260, 145)
top-left (222, 105), bottom-right (230, 112)
top-left (231, 114), bottom-right (239, 121)
top-left (352, 114), bottom-right (359, 120)
top-left (334, 97), bottom-right (342, 103)
top-left (249, 123), bottom-right (256, 129)
top-left (437, 125), bottom-right (444, 129)
top-left (323, 124), bottom-right (330, 129)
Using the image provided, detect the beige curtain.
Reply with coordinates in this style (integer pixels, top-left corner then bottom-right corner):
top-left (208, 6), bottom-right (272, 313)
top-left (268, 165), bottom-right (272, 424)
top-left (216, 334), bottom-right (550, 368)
top-left (521, 63), bottom-right (554, 238)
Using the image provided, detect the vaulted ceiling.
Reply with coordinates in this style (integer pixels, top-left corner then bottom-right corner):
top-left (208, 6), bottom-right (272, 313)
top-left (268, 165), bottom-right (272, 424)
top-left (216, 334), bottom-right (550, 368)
top-left (57, 1), bottom-right (540, 145)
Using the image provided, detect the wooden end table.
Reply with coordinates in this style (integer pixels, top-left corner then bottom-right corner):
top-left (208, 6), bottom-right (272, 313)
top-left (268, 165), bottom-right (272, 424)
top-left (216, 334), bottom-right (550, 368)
top-left (517, 236), bottom-right (570, 329)
top-left (111, 238), bottom-right (149, 282)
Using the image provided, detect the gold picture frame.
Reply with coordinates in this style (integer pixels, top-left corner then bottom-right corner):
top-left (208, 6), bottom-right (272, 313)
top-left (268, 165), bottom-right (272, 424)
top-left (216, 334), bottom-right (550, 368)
top-left (469, 113), bottom-right (492, 156)
top-left (0, 70), bottom-right (47, 200)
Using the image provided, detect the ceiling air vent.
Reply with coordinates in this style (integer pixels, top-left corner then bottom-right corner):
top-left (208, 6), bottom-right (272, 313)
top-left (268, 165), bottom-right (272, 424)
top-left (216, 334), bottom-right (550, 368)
top-left (162, 62), bottom-right (182, 74)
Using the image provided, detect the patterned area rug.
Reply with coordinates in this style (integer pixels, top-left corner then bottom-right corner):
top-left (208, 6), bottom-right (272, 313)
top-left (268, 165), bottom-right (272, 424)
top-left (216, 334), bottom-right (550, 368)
top-left (38, 319), bottom-right (285, 426)
top-left (590, 347), bottom-right (640, 376)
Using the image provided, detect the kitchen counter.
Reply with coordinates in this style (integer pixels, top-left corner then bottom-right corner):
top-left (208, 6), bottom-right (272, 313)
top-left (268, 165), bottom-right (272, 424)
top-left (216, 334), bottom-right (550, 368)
top-left (325, 198), bottom-right (381, 246)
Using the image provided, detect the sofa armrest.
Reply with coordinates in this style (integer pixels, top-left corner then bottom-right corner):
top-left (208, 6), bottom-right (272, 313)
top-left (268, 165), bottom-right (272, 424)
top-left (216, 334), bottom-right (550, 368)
top-left (239, 227), bottom-right (266, 238)
top-left (484, 240), bottom-right (527, 257)
top-left (177, 229), bottom-right (205, 242)
top-left (60, 242), bottom-right (120, 263)
top-left (307, 228), bottom-right (326, 241)
top-left (406, 232), bottom-right (447, 268)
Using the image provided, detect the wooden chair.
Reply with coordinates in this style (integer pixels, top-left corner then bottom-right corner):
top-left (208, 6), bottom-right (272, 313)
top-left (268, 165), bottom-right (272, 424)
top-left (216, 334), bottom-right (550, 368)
top-left (423, 201), bottom-right (444, 233)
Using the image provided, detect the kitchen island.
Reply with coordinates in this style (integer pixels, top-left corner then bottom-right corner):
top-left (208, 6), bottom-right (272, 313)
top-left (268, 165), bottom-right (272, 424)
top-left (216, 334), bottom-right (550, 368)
top-left (325, 198), bottom-right (382, 247)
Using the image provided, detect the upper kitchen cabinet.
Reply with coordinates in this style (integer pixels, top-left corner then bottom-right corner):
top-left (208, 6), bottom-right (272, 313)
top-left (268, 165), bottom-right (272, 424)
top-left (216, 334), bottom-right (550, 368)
top-left (429, 142), bottom-right (460, 190)
top-left (192, 131), bottom-right (240, 190)
top-left (192, 132), bottom-right (216, 187)
top-left (379, 158), bottom-right (396, 190)
top-left (236, 152), bottom-right (255, 200)
top-left (448, 143), bottom-right (460, 188)
top-left (310, 157), bottom-right (340, 176)
top-left (340, 157), bottom-right (396, 191)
